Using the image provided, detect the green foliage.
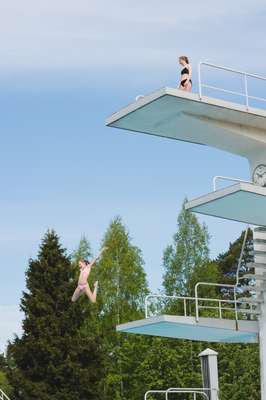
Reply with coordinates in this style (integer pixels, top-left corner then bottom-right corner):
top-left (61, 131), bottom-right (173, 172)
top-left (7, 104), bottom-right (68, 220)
top-left (71, 235), bottom-right (92, 267)
top-left (96, 216), bottom-right (148, 326)
top-left (216, 228), bottom-right (253, 286)
top-left (217, 343), bottom-right (260, 400)
top-left (7, 230), bottom-right (102, 400)
top-left (2, 214), bottom-right (259, 400)
top-left (94, 216), bottom-right (149, 400)
top-left (163, 199), bottom-right (210, 296)
top-left (0, 370), bottom-right (12, 396)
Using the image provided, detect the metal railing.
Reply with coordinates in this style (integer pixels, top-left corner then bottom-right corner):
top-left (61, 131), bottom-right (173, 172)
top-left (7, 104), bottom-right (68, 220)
top-left (198, 61), bottom-right (266, 110)
top-left (0, 389), bottom-right (11, 400)
top-left (145, 292), bottom-right (259, 321)
top-left (145, 387), bottom-right (218, 400)
top-left (236, 226), bottom-right (250, 285)
top-left (212, 176), bottom-right (252, 191)
top-left (194, 282), bottom-right (237, 323)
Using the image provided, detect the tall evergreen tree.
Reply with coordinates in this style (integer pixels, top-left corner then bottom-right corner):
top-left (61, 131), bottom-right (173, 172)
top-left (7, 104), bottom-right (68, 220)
top-left (163, 199), bottom-right (210, 296)
top-left (7, 230), bottom-right (102, 400)
top-left (216, 228), bottom-right (253, 287)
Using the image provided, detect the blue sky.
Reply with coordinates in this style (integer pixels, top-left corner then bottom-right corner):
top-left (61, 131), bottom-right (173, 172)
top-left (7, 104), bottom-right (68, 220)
top-left (0, 0), bottom-right (265, 351)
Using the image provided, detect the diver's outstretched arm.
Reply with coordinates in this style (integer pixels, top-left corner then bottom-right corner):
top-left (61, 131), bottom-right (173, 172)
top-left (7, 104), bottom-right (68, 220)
top-left (89, 247), bottom-right (108, 268)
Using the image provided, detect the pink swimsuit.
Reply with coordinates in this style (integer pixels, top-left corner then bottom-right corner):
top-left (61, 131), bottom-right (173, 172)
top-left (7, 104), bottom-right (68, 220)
top-left (78, 283), bottom-right (87, 291)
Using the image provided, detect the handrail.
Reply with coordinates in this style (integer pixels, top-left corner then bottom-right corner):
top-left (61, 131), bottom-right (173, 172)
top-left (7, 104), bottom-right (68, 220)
top-left (145, 294), bottom-right (195, 318)
top-left (198, 61), bottom-right (266, 110)
top-left (195, 282), bottom-right (238, 323)
top-left (144, 387), bottom-right (217, 400)
top-left (212, 176), bottom-right (252, 191)
top-left (236, 226), bottom-right (250, 285)
top-left (145, 293), bottom-right (259, 321)
top-left (0, 389), bottom-right (11, 400)
top-left (167, 387), bottom-right (218, 400)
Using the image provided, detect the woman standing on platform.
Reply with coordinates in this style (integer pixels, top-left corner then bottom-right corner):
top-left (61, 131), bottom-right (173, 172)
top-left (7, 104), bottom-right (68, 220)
top-left (179, 56), bottom-right (192, 91)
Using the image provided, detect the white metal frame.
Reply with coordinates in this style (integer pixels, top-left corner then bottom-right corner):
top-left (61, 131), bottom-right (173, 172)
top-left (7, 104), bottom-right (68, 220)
top-left (0, 389), bottom-right (11, 400)
top-left (144, 292), bottom-right (259, 321)
top-left (145, 387), bottom-right (218, 400)
top-left (212, 176), bottom-right (252, 191)
top-left (198, 61), bottom-right (266, 110)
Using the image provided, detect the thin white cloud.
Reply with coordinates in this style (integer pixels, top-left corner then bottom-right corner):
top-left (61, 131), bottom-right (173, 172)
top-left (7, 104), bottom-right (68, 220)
top-left (0, 305), bottom-right (23, 353)
top-left (0, 0), bottom-right (265, 72)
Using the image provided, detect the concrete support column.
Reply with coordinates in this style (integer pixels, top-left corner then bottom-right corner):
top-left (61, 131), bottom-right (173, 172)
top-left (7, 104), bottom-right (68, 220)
top-left (199, 348), bottom-right (219, 400)
top-left (254, 226), bottom-right (266, 400)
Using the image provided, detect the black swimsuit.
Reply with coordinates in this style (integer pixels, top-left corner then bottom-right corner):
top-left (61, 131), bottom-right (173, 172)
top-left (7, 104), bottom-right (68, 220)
top-left (181, 66), bottom-right (192, 87)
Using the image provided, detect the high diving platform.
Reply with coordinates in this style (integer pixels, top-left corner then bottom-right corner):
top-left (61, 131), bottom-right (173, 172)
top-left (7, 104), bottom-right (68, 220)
top-left (107, 62), bottom-right (266, 400)
top-left (106, 87), bottom-right (266, 169)
top-left (117, 314), bottom-right (258, 343)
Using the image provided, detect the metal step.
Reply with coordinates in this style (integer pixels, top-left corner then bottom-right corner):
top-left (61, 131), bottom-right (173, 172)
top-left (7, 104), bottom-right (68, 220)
top-left (254, 227), bottom-right (266, 233)
top-left (247, 262), bottom-right (266, 269)
top-left (240, 286), bottom-right (257, 292)
top-left (250, 250), bottom-right (266, 256)
top-left (239, 274), bottom-right (256, 280)
top-left (254, 256), bottom-right (266, 265)
top-left (254, 231), bottom-right (266, 240)
top-left (253, 244), bottom-right (266, 252)
top-left (254, 238), bottom-right (266, 244)
top-left (246, 261), bottom-right (266, 270)
top-left (239, 273), bottom-right (266, 281)
top-left (238, 297), bottom-right (263, 304)
top-left (237, 308), bottom-right (260, 315)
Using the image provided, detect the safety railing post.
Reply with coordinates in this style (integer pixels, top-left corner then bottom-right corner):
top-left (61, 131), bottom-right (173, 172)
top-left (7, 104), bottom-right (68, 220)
top-left (144, 295), bottom-right (149, 318)
top-left (184, 298), bottom-right (187, 316)
top-left (198, 62), bottom-right (202, 100)
top-left (195, 283), bottom-right (200, 322)
top-left (219, 300), bottom-right (222, 319)
top-left (234, 287), bottom-right (238, 329)
top-left (244, 73), bottom-right (249, 110)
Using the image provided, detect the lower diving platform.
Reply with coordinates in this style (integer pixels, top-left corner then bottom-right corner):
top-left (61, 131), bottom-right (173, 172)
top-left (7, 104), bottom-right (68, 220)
top-left (117, 291), bottom-right (260, 344)
top-left (185, 182), bottom-right (266, 226)
top-left (117, 314), bottom-right (258, 343)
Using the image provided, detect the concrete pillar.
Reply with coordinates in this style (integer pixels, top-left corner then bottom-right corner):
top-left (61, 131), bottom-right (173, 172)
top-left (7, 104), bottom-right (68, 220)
top-left (199, 348), bottom-right (219, 400)
top-left (254, 226), bottom-right (266, 400)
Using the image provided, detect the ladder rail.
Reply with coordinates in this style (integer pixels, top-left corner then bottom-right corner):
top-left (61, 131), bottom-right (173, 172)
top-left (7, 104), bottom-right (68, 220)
top-left (0, 389), bottom-right (11, 400)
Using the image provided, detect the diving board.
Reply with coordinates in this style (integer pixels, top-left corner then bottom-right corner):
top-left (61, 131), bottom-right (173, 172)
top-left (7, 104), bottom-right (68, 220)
top-left (185, 182), bottom-right (266, 226)
top-left (117, 315), bottom-right (258, 343)
top-left (106, 88), bottom-right (266, 170)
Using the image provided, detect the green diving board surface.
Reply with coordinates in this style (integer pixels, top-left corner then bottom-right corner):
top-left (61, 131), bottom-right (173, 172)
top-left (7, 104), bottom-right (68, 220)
top-left (185, 182), bottom-right (266, 226)
top-left (117, 315), bottom-right (258, 344)
top-left (106, 88), bottom-right (266, 164)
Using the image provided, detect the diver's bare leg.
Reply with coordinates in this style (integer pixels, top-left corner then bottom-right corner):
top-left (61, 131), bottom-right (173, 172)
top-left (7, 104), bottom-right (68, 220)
top-left (85, 281), bottom-right (98, 303)
top-left (71, 287), bottom-right (83, 302)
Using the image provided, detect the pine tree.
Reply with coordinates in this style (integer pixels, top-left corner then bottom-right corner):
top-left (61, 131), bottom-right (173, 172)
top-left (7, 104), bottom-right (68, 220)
top-left (7, 230), bottom-right (102, 400)
top-left (163, 199), bottom-right (210, 296)
top-left (216, 228), bottom-right (254, 296)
